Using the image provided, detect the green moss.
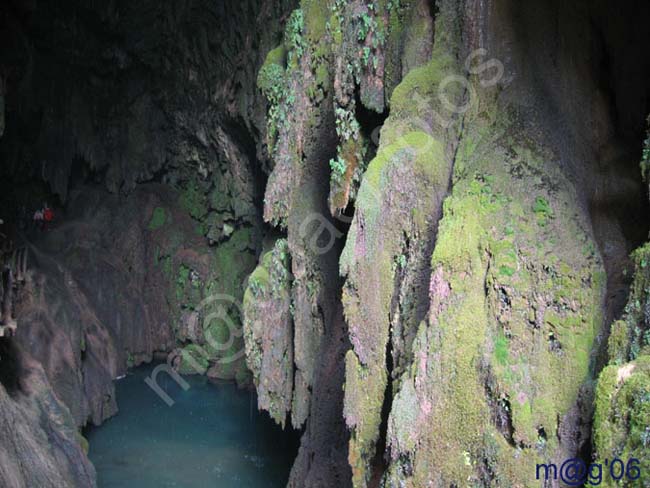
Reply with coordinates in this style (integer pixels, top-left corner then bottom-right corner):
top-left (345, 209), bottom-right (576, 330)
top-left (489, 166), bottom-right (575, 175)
top-left (386, 101), bottom-right (604, 484)
top-left (174, 264), bottom-right (201, 307)
top-left (609, 320), bottom-right (630, 365)
top-left (227, 227), bottom-right (252, 252)
top-left (209, 187), bottom-right (230, 211)
top-left (327, 9), bottom-right (343, 46)
top-left (242, 238), bottom-right (293, 423)
top-left (594, 357), bottom-right (650, 484)
top-left (344, 351), bottom-right (387, 487)
top-left (387, 377), bottom-right (419, 453)
top-left (338, 13), bottom-right (468, 481)
top-left (76, 432), bottom-right (90, 455)
top-left (258, 48), bottom-right (286, 102)
top-left (193, 223), bottom-right (205, 236)
top-left (388, 54), bottom-right (457, 117)
top-left (302, 0), bottom-right (329, 44)
top-left (265, 45), bottom-right (287, 67)
top-left (315, 62), bottom-right (329, 87)
top-left (148, 207), bottom-right (167, 230)
top-left (179, 181), bottom-right (208, 221)
top-left (429, 192), bottom-right (486, 275)
top-left (533, 196), bottom-right (553, 226)
top-left (498, 265), bottom-right (516, 277)
top-left (358, 131), bottom-right (445, 231)
top-left (243, 239), bottom-right (290, 307)
top-left (161, 256), bottom-right (173, 278)
top-left (178, 345), bottom-right (210, 375)
top-left (257, 43), bottom-right (293, 151)
top-left (177, 265), bottom-right (190, 285)
top-left (212, 236), bottom-right (256, 298)
top-left (205, 316), bottom-right (234, 352)
top-left (608, 243), bottom-right (650, 362)
top-left (494, 332), bottom-right (509, 366)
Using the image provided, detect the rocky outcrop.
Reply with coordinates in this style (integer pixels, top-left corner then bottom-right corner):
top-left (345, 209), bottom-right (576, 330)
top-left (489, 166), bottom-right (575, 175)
top-left (0, 291), bottom-right (95, 487)
top-left (249, 0), bottom-right (650, 487)
top-left (243, 238), bottom-right (294, 427)
top-left (252, 4), bottom-right (353, 484)
top-left (244, 1), bottom-right (447, 485)
top-left (0, 108), bottom-right (95, 487)
top-left (0, 350), bottom-right (96, 488)
top-left (339, 0), bottom-right (650, 484)
top-left (340, 4), bottom-right (465, 483)
top-left (14, 180), bottom-right (263, 422)
top-left (594, 239), bottom-right (650, 484)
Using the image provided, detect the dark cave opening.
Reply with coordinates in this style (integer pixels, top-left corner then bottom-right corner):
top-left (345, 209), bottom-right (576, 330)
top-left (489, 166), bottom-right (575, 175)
top-left (354, 89), bottom-right (389, 160)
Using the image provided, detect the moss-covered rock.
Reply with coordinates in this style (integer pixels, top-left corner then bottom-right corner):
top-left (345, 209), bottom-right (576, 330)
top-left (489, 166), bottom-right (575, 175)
top-left (178, 180), bottom-right (209, 221)
top-left (339, 5), bottom-right (465, 483)
top-left (383, 116), bottom-right (605, 483)
top-left (153, 196), bottom-right (257, 382)
top-left (607, 243), bottom-right (650, 363)
top-left (594, 357), bottom-right (650, 487)
top-left (148, 207), bottom-right (167, 230)
top-left (243, 238), bottom-right (294, 427)
top-left (177, 344), bottom-right (210, 375)
top-left (338, 1), bottom-right (608, 485)
top-left (594, 143), bottom-right (650, 485)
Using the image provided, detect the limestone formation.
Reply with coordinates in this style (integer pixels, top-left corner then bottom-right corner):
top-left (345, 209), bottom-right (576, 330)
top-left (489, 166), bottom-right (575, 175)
top-left (1, 0), bottom-right (650, 487)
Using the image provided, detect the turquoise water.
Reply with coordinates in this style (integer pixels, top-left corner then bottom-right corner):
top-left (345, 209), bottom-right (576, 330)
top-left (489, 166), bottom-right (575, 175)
top-left (86, 364), bottom-right (298, 488)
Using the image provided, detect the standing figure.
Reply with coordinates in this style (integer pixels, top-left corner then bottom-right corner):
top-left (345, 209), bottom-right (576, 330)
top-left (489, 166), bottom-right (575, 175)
top-left (42, 204), bottom-right (54, 231)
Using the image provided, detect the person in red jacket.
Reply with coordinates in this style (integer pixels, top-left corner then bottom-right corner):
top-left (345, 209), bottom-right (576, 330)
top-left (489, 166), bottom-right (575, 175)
top-left (41, 204), bottom-right (54, 231)
top-left (43, 206), bottom-right (53, 223)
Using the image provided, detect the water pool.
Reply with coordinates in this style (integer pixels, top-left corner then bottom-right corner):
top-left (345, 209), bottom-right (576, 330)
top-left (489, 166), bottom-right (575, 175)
top-left (86, 364), bottom-right (298, 488)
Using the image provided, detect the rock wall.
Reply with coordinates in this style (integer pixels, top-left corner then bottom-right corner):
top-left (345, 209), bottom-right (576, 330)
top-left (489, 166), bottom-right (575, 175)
top-left (243, 0), bottom-right (442, 484)
top-left (1, 0), bottom-right (650, 486)
top-left (246, 0), bottom-right (650, 486)
top-left (593, 141), bottom-right (650, 486)
top-left (0, 31), bottom-right (95, 487)
top-left (0, 349), bottom-right (96, 488)
top-left (0, 174), bottom-right (267, 487)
